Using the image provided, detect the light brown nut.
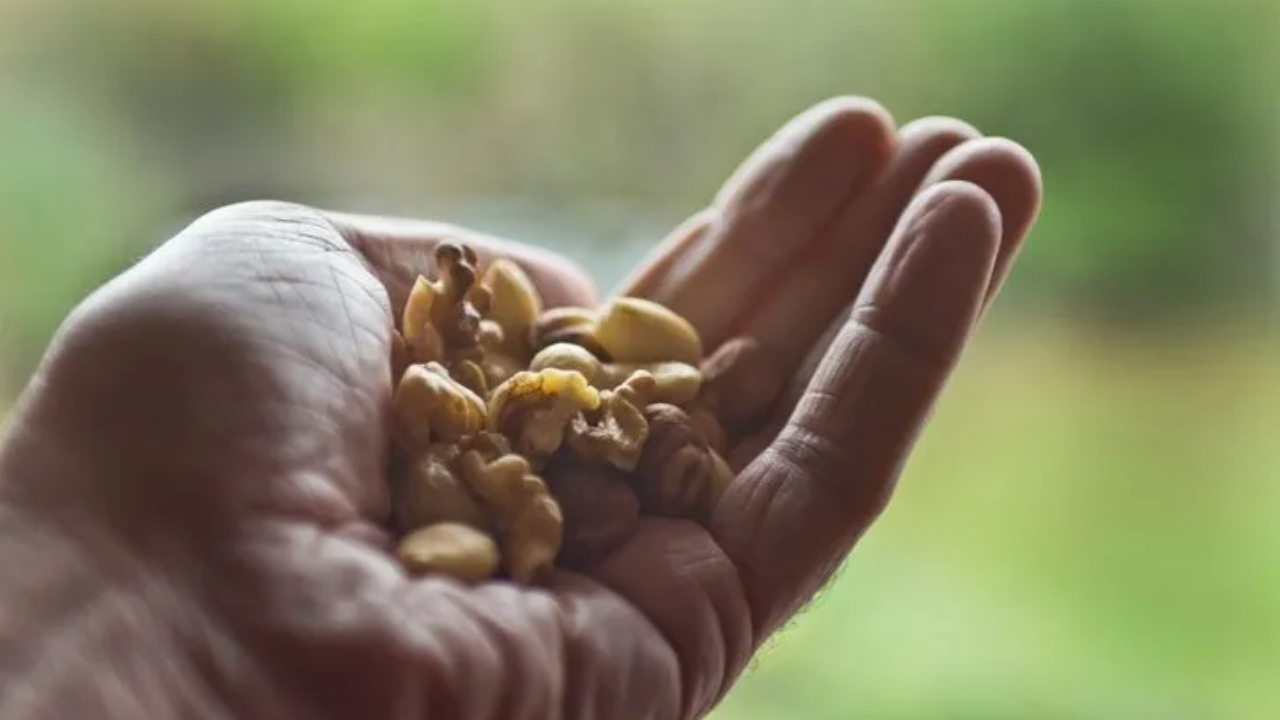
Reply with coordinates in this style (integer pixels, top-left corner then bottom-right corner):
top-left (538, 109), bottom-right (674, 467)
top-left (391, 443), bottom-right (490, 534)
top-left (483, 259), bottom-right (543, 361)
top-left (594, 297), bottom-right (702, 365)
top-left (543, 459), bottom-right (640, 569)
top-left (699, 336), bottom-right (784, 433)
top-left (604, 361), bottom-right (701, 405)
top-left (487, 369), bottom-right (601, 467)
top-left (565, 370), bottom-right (654, 471)
top-left (530, 307), bottom-right (610, 359)
top-left (456, 450), bottom-right (548, 525)
top-left (402, 276), bottom-right (446, 364)
top-left (529, 343), bottom-right (605, 385)
top-left (392, 362), bottom-right (487, 451)
top-left (633, 403), bottom-right (722, 522)
top-left (397, 522), bottom-right (501, 583)
top-left (504, 493), bottom-right (564, 583)
top-left (531, 343), bottom-right (702, 406)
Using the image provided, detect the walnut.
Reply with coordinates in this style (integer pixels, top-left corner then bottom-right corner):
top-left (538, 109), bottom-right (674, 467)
top-left (697, 336), bottom-right (784, 434)
top-left (529, 307), bottom-right (610, 359)
top-left (429, 243), bottom-right (485, 350)
top-left (391, 442), bottom-right (490, 534)
top-left (397, 522), bottom-right (501, 583)
top-left (530, 343), bottom-right (702, 405)
top-left (487, 368), bottom-right (601, 467)
top-left (565, 370), bottom-right (655, 471)
top-left (392, 362), bottom-right (487, 451)
top-left (543, 458), bottom-right (639, 569)
top-left (456, 450), bottom-right (563, 584)
top-left (633, 403), bottom-right (734, 522)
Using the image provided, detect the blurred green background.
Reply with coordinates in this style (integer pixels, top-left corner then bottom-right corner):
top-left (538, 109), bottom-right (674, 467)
top-left (1, 0), bottom-right (1277, 717)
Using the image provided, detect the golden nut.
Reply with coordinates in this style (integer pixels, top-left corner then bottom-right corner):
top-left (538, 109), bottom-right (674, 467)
top-left (397, 522), bottom-right (501, 583)
top-left (504, 493), bottom-right (564, 583)
top-left (593, 296), bottom-right (702, 365)
top-left (392, 443), bottom-right (490, 533)
top-left (483, 259), bottom-right (543, 360)
top-left (531, 343), bottom-right (702, 405)
top-left (487, 368), bottom-right (601, 466)
top-left (392, 362), bottom-right (487, 450)
top-left (402, 276), bottom-right (445, 364)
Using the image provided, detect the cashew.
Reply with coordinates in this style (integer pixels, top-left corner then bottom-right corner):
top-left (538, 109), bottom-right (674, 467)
top-left (397, 522), bottom-right (501, 583)
top-left (593, 296), bottom-right (702, 365)
top-left (483, 259), bottom-right (543, 360)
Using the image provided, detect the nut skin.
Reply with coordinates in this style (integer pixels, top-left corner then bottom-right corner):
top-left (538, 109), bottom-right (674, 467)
top-left (543, 458), bottom-right (640, 569)
top-left (397, 522), bottom-right (501, 583)
top-left (699, 336), bottom-right (784, 434)
top-left (633, 403), bottom-right (724, 522)
top-left (594, 296), bottom-right (703, 365)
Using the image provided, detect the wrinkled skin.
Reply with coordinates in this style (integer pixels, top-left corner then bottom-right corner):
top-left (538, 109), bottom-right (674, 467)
top-left (0, 97), bottom-right (1040, 720)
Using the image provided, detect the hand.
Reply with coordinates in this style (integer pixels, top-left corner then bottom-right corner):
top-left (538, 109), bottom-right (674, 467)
top-left (0, 97), bottom-right (1040, 720)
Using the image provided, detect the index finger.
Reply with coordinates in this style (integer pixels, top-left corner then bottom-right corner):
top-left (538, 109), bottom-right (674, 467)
top-left (711, 181), bottom-right (1002, 638)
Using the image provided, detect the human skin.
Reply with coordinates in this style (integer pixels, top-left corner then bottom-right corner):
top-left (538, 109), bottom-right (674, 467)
top-left (0, 97), bottom-right (1040, 720)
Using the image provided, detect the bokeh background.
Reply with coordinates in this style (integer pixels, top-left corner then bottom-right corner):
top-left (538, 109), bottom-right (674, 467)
top-left (2, 0), bottom-right (1278, 717)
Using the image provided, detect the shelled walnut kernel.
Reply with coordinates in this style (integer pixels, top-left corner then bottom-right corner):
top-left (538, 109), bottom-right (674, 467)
top-left (387, 241), bottom-right (782, 585)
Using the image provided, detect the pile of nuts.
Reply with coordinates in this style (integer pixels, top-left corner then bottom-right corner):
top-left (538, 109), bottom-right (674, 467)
top-left (388, 242), bottom-right (782, 585)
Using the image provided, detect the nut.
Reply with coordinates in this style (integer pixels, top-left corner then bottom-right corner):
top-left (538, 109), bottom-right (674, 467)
top-left (448, 358), bottom-right (490, 398)
top-left (401, 277), bottom-right (446, 364)
top-left (531, 343), bottom-right (702, 405)
top-left (565, 370), bottom-right (655, 471)
top-left (594, 296), bottom-right (702, 365)
top-left (530, 307), bottom-right (610, 359)
top-left (505, 493), bottom-right (563, 583)
top-left (397, 522), bottom-right (501, 583)
top-left (698, 336), bottom-right (783, 433)
top-left (633, 403), bottom-right (726, 522)
top-left (483, 259), bottom-right (543, 361)
top-left (455, 449), bottom-right (564, 584)
top-left (392, 362), bottom-right (487, 451)
top-left (429, 243), bottom-right (485, 350)
top-left (456, 450), bottom-right (548, 525)
top-left (543, 459), bottom-right (639, 569)
top-left (487, 368), bottom-right (601, 467)
top-left (391, 442), bottom-right (490, 534)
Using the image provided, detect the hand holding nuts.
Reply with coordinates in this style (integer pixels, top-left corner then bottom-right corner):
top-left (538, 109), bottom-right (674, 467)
top-left (384, 242), bottom-right (775, 586)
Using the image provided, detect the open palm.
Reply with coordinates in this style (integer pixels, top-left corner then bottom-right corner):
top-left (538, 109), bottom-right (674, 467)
top-left (0, 98), bottom-right (1040, 720)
